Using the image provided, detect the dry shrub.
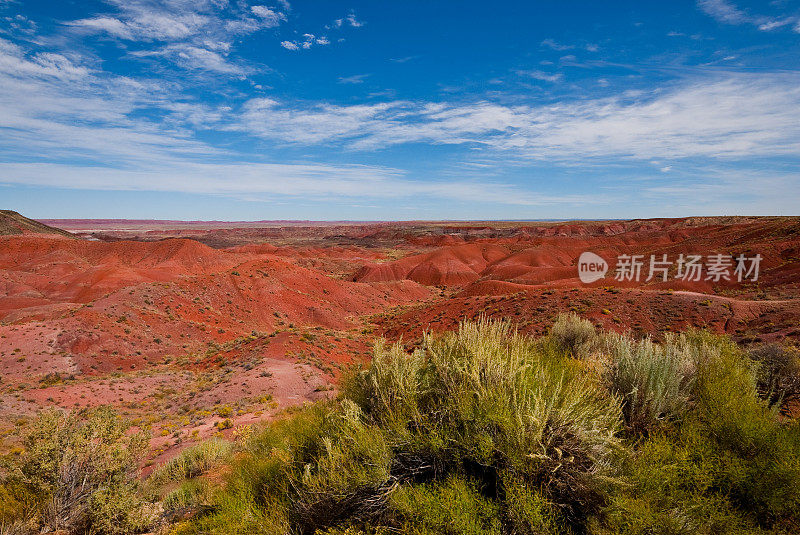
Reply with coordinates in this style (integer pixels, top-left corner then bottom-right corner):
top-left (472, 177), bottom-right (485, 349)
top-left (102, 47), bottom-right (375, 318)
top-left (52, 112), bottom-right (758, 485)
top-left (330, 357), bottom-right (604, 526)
top-left (349, 320), bottom-right (623, 529)
top-left (603, 332), bottom-right (696, 434)
top-left (550, 313), bottom-right (597, 357)
top-left (3, 407), bottom-right (155, 534)
top-left (748, 343), bottom-right (800, 413)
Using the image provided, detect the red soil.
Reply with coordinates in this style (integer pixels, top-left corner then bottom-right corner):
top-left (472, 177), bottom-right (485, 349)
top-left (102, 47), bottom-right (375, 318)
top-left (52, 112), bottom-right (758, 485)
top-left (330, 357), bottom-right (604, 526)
top-left (1, 216), bottom-right (799, 463)
top-left (353, 219), bottom-right (800, 298)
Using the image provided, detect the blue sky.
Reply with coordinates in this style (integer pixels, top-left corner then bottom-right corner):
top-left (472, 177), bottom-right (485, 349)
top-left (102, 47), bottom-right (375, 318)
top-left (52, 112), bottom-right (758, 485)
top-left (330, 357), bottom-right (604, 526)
top-left (1, 0), bottom-right (799, 220)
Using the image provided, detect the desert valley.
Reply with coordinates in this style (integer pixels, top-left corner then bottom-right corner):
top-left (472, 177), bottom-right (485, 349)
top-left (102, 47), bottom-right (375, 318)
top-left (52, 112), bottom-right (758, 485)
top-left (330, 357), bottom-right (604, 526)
top-left (2, 211), bottom-right (799, 463)
top-left (2, 212), bottom-right (800, 533)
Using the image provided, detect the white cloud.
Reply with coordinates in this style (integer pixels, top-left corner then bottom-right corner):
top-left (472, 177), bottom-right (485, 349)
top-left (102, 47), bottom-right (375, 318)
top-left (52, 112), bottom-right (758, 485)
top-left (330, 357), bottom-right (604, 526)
top-left (163, 45), bottom-right (250, 75)
top-left (0, 38), bottom-right (217, 167)
top-left (237, 99), bottom-right (524, 151)
top-left (0, 162), bottom-right (580, 206)
top-left (250, 5), bottom-right (284, 27)
top-left (516, 69), bottom-right (563, 82)
top-left (235, 74), bottom-right (800, 162)
top-left (66, 0), bottom-right (289, 75)
top-left (70, 11), bottom-right (208, 41)
top-left (0, 37), bottom-right (563, 208)
top-left (281, 32), bottom-right (330, 51)
top-left (697, 0), bottom-right (799, 32)
top-left (511, 74), bottom-right (800, 161)
top-left (540, 38), bottom-right (573, 51)
top-left (328, 11), bottom-right (364, 30)
top-left (759, 18), bottom-right (795, 31)
top-left (0, 46), bottom-right (573, 209)
top-left (0, 38), bottom-right (90, 80)
top-left (338, 73), bottom-right (369, 84)
top-left (346, 12), bottom-right (364, 27)
top-left (69, 16), bottom-right (134, 39)
top-left (698, 0), bottom-right (748, 24)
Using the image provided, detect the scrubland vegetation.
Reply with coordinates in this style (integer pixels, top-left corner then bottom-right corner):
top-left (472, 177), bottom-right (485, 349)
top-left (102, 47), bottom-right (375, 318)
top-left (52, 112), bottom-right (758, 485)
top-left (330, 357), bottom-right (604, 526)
top-left (2, 315), bottom-right (800, 534)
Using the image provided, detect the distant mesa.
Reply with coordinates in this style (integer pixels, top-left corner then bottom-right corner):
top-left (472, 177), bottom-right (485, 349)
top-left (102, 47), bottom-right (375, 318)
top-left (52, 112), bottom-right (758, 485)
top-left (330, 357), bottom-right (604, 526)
top-left (0, 210), bottom-right (75, 238)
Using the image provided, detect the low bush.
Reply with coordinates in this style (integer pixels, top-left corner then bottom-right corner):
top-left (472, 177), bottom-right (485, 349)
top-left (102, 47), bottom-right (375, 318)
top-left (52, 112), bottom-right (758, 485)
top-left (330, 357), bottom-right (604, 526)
top-left (600, 424), bottom-right (765, 535)
top-left (689, 331), bottom-right (800, 524)
top-left (162, 479), bottom-right (212, 517)
top-left (604, 332), bottom-right (696, 434)
top-left (549, 313), bottom-right (596, 356)
top-left (386, 475), bottom-right (503, 534)
top-left (601, 331), bottom-right (800, 533)
top-left (748, 343), bottom-right (800, 413)
top-left (150, 438), bottom-right (232, 485)
top-left (0, 407), bottom-right (155, 534)
top-left (179, 320), bottom-right (623, 534)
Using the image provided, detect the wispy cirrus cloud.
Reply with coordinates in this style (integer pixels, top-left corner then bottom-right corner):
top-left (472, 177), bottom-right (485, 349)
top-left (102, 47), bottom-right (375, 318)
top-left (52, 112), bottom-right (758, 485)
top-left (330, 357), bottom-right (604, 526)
top-left (69, 4), bottom-right (211, 42)
top-left (0, 37), bottom-right (219, 165)
top-left (540, 38), bottom-right (599, 53)
top-left (236, 99), bottom-right (521, 148)
top-left (541, 38), bottom-right (573, 51)
top-left (0, 36), bottom-right (571, 208)
top-left (338, 73), bottom-right (369, 84)
top-left (280, 9), bottom-right (363, 51)
top-left (0, 38), bottom-right (89, 80)
top-left (131, 44), bottom-right (251, 75)
top-left (515, 69), bottom-right (563, 82)
top-left (0, 161), bottom-right (594, 207)
top-left (66, 0), bottom-right (289, 75)
top-left (6, 28), bottom-right (800, 168)
top-left (2, 8), bottom-right (799, 215)
top-left (697, 0), bottom-right (799, 32)
top-left (235, 74), bottom-right (800, 161)
top-left (328, 11), bottom-right (364, 29)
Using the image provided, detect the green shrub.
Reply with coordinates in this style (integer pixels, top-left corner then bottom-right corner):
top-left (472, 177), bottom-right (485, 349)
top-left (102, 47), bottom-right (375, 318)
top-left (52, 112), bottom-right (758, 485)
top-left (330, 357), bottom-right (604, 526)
top-left (171, 493), bottom-right (289, 535)
top-left (0, 480), bottom-right (37, 527)
top-left (601, 424), bottom-right (764, 535)
top-left (602, 331), bottom-right (800, 532)
top-left (604, 332), bottom-right (696, 434)
top-left (176, 320), bottom-right (623, 534)
top-left (550, 313), bottom-right (596, 356)
top-left (503, 475), bottom-right (572, 535)
top-left (290, 401), bottom-right (392, 532)
top-left (387, 475), bottom-right (503, 534)
top-left (162, 479), bottom-right (212, 516)
top-left (1, 407), bottom-right (153, 534)
top-left (689, 332), bottom-right (800, 523)
top-left (358, 321), bottom-right (624, 520)
top-left (157, 322), bottom-right (800, 534)
top-left (150, 438), bottom-right (232, 484)
top-left (90, 481), bottom-right (158, 535)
